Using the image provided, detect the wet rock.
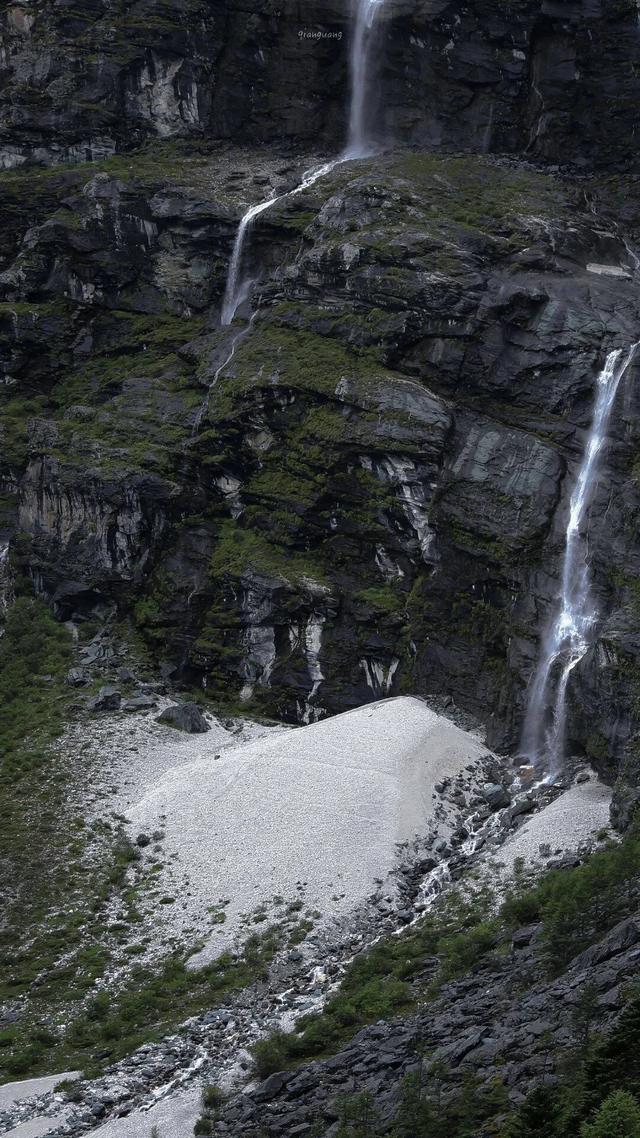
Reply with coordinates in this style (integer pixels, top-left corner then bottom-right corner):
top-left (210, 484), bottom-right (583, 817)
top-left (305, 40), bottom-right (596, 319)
top-left (509, 795), bottom-right (536, 821)
top-left (483, 783), bottom-right (511, 811)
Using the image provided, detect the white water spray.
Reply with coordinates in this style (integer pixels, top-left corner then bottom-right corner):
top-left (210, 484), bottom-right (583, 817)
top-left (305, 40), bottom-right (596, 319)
top-left (521, 344), bottom-right (638, 774)
top-left (0, 541), bottom-right (12, 615)
top-left (219, 0), bottom-right (388, 327)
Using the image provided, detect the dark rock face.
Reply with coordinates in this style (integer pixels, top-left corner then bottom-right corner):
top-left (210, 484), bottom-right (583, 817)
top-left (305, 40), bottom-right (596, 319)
top-left (1, 2), bottom-right (639, 167)
top-left (0, 1), bottom-right (640, 784)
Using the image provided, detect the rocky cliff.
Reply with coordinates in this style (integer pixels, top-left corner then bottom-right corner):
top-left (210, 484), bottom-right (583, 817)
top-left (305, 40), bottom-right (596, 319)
top-left (1, 0), bottom-right (640, 788)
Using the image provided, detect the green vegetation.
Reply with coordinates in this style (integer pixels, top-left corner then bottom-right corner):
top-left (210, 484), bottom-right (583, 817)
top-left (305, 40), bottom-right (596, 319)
top-left (501, 992), bottom-right (640, 1137)
top-left (392, 153), bottom-right (566, 240)
top-left (355, 586), bottom-right (405, 615)
top-left (194, 1084), bottom-right (227, 1135)
top-left (47, 925), bottom-right (282, 1079)
top-left (252, 887), bottom-right (497, 1076)
top-left (581, 1091), bottom-right (640, 1138)
top-left (208, 319), bottom-right (387, 405)
top-left (0, 595), bottom-right (285, 1083)
top-left (279, 1016), bottom-right (640, 1138)
top-left (252, 830), bottom-right (640, 1079)
top-left (209, 520), bottom-right (327, 587)
top-left (242, 830), bottom-right (640, 1136)
top-left (500, 830), bottom-right (640, 972)
top-left (0, 597), bottom-right (72, 781)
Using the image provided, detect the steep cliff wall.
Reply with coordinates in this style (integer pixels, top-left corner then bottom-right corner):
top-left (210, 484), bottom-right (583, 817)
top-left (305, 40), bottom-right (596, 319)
top-left (1, 1), bottom-right (639, 167)
top-left (1, 1), bottom-right (640, 785)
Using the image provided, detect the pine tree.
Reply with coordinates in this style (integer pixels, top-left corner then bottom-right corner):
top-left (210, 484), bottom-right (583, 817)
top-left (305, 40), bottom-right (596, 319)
top-left (581, 1090), bottom-right (640, 1138)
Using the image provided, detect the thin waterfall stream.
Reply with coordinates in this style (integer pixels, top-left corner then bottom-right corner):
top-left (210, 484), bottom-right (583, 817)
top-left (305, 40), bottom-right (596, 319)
top-left (521, 344), bottom-right (638, 776)
top-left (218, 0), bottom-right (387, 330)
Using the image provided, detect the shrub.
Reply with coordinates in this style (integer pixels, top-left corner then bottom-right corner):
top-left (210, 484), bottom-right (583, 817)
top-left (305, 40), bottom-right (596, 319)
top-left (202, 1084), bottom-right (225, 1109)
top-left (252, 1031), bottom-right (290, 1079)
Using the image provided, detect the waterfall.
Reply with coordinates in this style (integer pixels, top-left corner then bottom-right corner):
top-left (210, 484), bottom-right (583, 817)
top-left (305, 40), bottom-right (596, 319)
top-left (219, 0), bottom-right (388, 327)
top-left (220, 159), bottom-right (341, 327)
top-left (521, 344), bottom-right (638, 774)
top-left (345, 0), bottom-right (386, 158)
top-left (0, 541), bottom-right (12, 615)
top-left (192, 311), bottom-right (258, 433)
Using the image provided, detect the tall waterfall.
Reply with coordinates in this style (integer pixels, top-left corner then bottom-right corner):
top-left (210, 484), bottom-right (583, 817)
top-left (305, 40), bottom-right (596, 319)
top-left (521, 344), bottom-right (638, 774)
top-left (219, 0), bottom-right (388, 326)
top-left (345, 0), bottom-right (386, 158)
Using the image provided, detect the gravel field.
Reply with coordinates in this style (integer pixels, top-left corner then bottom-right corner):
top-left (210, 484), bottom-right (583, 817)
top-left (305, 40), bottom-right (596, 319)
top-left (2, 704), bottom-right (617, 1138)
top-left (0, 1078), bottom-right (80, 1113)
top-left (107, 696), bottom-right (489, 965)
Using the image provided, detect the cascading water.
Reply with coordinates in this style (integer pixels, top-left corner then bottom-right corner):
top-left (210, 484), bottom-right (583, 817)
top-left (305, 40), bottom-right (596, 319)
top-left (521, 344), bottom-right (638, 775)
top-left (219, 0), bottom-right (388, 327)
top-left (345, 0), bottom-right (386, 158)
top-left (220, 159), bottom-right (341, 327)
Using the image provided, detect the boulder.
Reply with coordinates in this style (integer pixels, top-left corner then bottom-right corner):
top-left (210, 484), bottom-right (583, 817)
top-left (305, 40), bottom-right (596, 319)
top-left (156, 702), bottom-right (210, 734)
top-left (509, 795), bottom-right (536, 820)
top-left (66, 667), bottom-right (92, 687)
top-left (122, 695), bottom-right (158, 712)
top-left (483, 783), bottom-right (511, 811)
top-left (88, 686), bottom-right (121, 712)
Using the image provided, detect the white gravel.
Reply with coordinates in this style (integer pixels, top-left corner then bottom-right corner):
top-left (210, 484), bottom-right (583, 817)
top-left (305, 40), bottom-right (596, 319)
top-left (0, 1075), bottom-right (80, 1112)
top-left (491, 776), bottom-right (612, 882)
top-left (89, 1087), bottom-right (200, 1138)
top-left (3, 1118), bottom-right (70, 1138)
top-left (104, 696), bottom-right (489, 964)
top-left (0, 1074), bottom-right (79, 1138)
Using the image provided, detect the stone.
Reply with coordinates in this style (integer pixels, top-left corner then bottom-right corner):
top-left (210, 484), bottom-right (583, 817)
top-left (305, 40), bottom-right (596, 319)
top-left (66, 667), bottom-right (92, 687)
top-left (122, 695), bottom-right (158, 711)
top-left (483, 783), bottom-right (511, 811)
top-left (512, 924), bottom-right (541, 949)
top-left (509, 795), bottom-right (536, 820)
top-left (156, 702), bottom-right (210, 733)
top-left (88, 686), bottom-right (121, 712)
top-left (254, 1071), bottom-right (290, 1101)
